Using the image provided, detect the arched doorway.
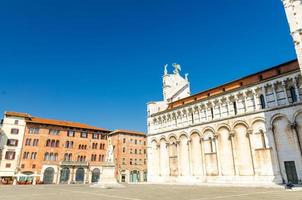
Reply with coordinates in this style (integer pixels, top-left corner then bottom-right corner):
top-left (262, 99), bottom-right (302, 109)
top-left (43, 167), bottom-right (55, 184)
top-left (91, 168), bottom-right (100, 183)
top-left (75, 168), bottom-right (85, 183)
top-left (130, 170), bottom-right (140, 182)
top-left (59, 168), bottom-right (70, 184)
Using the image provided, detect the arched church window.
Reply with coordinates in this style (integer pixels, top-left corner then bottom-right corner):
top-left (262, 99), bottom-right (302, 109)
top-left (210, 108), bottom-right (214, 119)
top-left (233, 102), bottom-right (237, 115)
top-left (289, 86), bottom-right (297, 103)
top-left (260, 94), bottom-right (266, 109)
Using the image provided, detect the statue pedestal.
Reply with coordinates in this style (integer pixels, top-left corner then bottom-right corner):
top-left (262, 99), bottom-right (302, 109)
top-left (91, 162), bottom-right (124, 189)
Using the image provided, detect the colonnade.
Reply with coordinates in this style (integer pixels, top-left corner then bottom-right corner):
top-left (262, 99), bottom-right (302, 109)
top-left (149, 110), bottom-right (302, 183)
top-left (151, 75), bottom-right (301, 133)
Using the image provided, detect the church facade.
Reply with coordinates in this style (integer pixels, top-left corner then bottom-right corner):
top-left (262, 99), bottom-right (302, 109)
top-left (147, 0), bottom-right (302, 185)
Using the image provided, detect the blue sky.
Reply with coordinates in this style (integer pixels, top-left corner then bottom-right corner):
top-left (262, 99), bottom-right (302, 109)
top-left (0, 0), bottom-right (297, 132)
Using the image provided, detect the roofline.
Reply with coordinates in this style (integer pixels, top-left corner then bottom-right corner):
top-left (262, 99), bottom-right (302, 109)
top-left (167, 59), bottom-right (299, 109)
top-left (109, 129), bottom-right (146, 137)
top-left (4, 111), bottom-right (110, 132)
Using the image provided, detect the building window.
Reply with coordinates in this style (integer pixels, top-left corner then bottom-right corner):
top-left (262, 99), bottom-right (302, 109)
top-left (32, 139), bottom-right (39, 146)
top-left (25, 138), bottom-right (31, 146)
top-left (122, 147), bottom-right (126, 153)
top-left (67, 130), bottom-right (75, 137)
top-left (233, 102), bottom-right (237, 115)
top-left (260, 94), bottom-right (266, 109)
top-left (130, 159), bottom-right (133, 165)
top-left (123, 138), bottom-right (126, 143)
top-left (210, 108), bottom-right (214, 119)
top-left (31, 152), bottom-right (37, 160)
top-left (23, 152), bottom-right (30, 159)
top-left (92, 133), bottom-right (99, 139)
top-left (21, 164), bottom-right (25, 169)
top-left (289, 86), bottom-right (297, 103)
top-left (29, 128), bottom-right (39, 134)
top-left (135, 139), bottom-right (137, 145)
top-left (5, 163), bottom-right (11, 168)
top-left (122, 158), bottom-right (126, 165)
top-left (32, 164), bottom-right (36, 169)
top-left (7, 139), bottom-right (18, 146)
top-left (144, 149), bottom-right (146, 154)
top-left (5, 151), bottom-right (16, 160)
top-left (134, 149), bottom-right (137, 154)
top-left (49, 129), bottom-right (60, 135)
top-left (10, 128), bottom-right (19, 134)
top-left (14, 120), bottom-right (19, 125)
top-left (80, 132), bottom-right (87, 138)
top-left (130, 149), bottom-right (133, 154)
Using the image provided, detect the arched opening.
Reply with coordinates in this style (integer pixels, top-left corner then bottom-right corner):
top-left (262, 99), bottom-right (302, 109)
top-left (91, 168), bottom-right (100, 183)
top-left (217, 127), bottom-right (234, 176)
top-left (59, 167), bottom-right (70, 184)
top-left (233, 123), bottom-right (254, 175)
top-left (203, 129), bottom-right (218, 176)
top-left (43, 167), bottom-right (55, 184)
top-left (273, 116), bottom-right (300, 184)
top-left (289, 87), bottom-right (297, 103)
top-left (75, 168), bottom-right (85, 183)
top-left (130, 170), bottom-right (140, 182)
top-left (260, 94), bottom-right (266, 109)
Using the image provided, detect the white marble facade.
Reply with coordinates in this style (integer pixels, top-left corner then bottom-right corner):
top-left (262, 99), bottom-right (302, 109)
top-left (147, 64), bottom-right (302, 185)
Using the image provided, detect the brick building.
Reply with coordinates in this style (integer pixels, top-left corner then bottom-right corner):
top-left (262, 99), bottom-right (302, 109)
top-left (0, 112), bottom-right (110, 184)
top-left (110, 130), bottom-right (147, 183)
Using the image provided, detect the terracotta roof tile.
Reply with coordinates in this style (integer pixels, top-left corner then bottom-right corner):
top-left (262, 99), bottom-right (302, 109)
top-left (110, 129), bottom-right (146, 137)
top-left (5, 111), bottom-right (109, 131)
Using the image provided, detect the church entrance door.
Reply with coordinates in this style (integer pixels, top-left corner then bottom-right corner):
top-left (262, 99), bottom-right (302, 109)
top-left (284, 161), bottom-right (298, 184)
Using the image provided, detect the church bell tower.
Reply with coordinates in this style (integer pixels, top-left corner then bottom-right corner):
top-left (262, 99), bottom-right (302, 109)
top-left (282, 0), bottom-right (302, 74)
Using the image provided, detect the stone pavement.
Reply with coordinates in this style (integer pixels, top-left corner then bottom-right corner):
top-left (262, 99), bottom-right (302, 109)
top-left (0, 184), bottom-right (302, 200)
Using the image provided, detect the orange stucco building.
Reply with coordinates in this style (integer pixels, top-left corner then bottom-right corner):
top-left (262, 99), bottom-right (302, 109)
top-left (0, 112), bottom-right (147, 185)
top-left (110, 130), bottom-right (147, 182)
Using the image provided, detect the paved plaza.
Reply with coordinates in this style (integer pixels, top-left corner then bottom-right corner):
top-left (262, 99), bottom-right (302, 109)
top-left (1, 184), bottom-right (302, 200)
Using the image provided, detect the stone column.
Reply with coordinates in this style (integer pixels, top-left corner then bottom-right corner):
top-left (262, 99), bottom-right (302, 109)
top-left (176, 141), bottom-right (182, 176)
top-left (242, 93), bottom-right (247, 112)
top-left (214, 134), bottom-right (222, 176)
top-left (282, 81), bottom-right (290, 105)
top-left (272, 83), bottom-right (279, 107)
top-left (156, 144), bottom-right (161, 176)
top-left (204, 106), bottom-right (209, 121)
top-left (187, 139), bottom-right (192, 176)
top-left (293, 78), bottom-right (301, 102)
top-left (200, 138), bottom-right (207, 176)
top-left (252, 90), bottom-right (259, 111)
top-left (229, 132), bottom-right (238, 175)
top-left (247, 129), bottom-right (256, 175)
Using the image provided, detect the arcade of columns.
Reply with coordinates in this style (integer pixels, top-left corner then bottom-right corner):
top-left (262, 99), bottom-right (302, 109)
top-left (148, 72), bottom-right (302, 184)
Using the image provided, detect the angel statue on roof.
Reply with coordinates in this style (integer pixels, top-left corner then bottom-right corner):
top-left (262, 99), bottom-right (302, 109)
top-left (172, 63), bottom-right (181, 74)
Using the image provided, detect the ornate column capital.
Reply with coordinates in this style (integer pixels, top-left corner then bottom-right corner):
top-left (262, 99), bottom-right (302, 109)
top-left (165, 142), bottom-right (170, 148)
top-left (291, 122), bottom-right (297, 130)
top-left (228, 132), bottom-right (235, 140)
